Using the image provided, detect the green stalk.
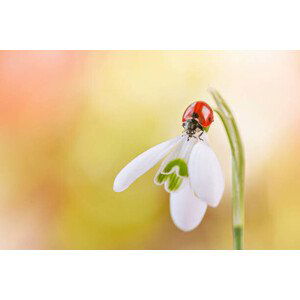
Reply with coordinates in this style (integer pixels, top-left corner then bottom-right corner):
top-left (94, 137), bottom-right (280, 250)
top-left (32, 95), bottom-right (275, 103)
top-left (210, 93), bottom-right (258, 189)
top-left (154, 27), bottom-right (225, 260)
top-left (209, 88), bottom-right (245, 250)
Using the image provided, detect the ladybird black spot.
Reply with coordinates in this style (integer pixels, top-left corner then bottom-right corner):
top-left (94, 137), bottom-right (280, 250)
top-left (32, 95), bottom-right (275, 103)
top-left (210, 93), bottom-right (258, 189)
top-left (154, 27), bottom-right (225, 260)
top-left (192, 112), bottom-right (199, 118)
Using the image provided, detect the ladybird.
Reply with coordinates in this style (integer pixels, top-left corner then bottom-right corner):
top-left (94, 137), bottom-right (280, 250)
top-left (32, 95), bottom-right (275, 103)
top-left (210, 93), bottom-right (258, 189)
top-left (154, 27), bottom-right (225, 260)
top-left (182, 101), bottom-right (214, 137)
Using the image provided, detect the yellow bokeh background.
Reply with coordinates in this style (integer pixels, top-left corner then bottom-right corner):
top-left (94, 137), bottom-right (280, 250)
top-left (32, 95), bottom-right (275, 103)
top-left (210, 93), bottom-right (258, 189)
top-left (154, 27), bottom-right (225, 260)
top-left (0, 50), bottom-right (299, 249)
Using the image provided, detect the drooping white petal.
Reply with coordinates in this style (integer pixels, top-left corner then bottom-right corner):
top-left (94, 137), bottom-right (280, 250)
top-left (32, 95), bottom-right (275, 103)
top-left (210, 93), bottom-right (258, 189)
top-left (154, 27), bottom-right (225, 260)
top-left (188, 142), bottom-right (224, 207)
top-left (170, 180), bottom-right (207, 232)
top-left (113, 136), bottom-right (182, 192)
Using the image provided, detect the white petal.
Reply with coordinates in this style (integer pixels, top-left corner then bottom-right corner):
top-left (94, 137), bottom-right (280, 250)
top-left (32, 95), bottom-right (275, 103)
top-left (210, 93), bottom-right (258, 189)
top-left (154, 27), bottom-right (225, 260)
top-left (113, 136), bottom-right (182, 192)
top-left (188, 142), bottom-right (224, 207)
top-left (170, 180), bottom-right (207, 231)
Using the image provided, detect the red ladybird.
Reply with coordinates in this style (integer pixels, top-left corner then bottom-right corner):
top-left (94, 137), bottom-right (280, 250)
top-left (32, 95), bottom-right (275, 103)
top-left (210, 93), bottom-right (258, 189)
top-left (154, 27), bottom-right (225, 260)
top-left (182, 101), bottom-right (214, 128)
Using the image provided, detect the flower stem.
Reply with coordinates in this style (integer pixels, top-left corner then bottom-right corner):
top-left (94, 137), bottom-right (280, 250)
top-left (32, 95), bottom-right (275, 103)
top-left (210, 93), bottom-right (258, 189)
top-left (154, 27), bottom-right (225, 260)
top-left (209, 88), bottom-right (245, 250)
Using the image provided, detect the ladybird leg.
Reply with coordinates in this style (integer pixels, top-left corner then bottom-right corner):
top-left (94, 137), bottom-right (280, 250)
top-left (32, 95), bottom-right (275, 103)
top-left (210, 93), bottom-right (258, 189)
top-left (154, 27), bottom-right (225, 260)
top-left (199, 131), bottom-right (204, 141)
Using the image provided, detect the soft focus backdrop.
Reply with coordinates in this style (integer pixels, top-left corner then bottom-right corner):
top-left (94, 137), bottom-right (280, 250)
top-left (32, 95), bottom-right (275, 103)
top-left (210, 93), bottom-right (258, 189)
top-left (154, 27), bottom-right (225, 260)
top-left (0, 50), bottom-right (299, 249)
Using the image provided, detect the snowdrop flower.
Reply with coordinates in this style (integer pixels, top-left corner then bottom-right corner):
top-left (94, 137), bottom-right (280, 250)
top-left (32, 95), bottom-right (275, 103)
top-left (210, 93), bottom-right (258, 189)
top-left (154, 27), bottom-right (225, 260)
top-left (113, 101), bottom-right (224, 232)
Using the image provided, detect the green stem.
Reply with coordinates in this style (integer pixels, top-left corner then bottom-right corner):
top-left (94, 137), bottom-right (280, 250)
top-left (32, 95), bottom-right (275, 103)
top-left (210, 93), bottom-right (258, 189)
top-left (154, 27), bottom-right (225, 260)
top-left (209, 88), bottom-right (245, 250)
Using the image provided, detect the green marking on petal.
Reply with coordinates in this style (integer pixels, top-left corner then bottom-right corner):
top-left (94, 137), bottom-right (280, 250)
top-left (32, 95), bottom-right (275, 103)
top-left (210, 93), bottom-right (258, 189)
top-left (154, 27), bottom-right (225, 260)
top-left (168, 173), bottom-right (177, 191)
top-left (156, 173), bottom-right (168, 184)
top-left (168, 174), bottom-right (183, 191)
top-left (155, 171), bottom-right (184, 192)
top-left (155, 159), bottom-right (188, 191)
top-left (163, 159), bottom-right (188, 177)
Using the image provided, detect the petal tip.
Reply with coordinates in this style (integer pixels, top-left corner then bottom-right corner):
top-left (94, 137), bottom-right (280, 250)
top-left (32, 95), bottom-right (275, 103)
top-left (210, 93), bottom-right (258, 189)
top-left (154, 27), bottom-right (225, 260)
top-left (113, 186), bottom-right (122, 193)
top-left (113, 178), bottom-right (127, 192)
top-left (208, 201), bottom-right (219, 208)
top-left (172, 221), bottom-right (199, 232)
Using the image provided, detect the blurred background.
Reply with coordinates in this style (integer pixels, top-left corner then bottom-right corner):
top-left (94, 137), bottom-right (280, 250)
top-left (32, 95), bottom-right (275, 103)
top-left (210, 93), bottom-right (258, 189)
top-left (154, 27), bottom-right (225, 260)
top-left (0, 50), bottom-right (299, 249)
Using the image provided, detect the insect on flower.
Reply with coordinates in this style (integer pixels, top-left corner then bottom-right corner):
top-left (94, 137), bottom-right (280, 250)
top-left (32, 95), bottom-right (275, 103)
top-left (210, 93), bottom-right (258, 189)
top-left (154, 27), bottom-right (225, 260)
top-left (113, 101), bottom-right (224, 231)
